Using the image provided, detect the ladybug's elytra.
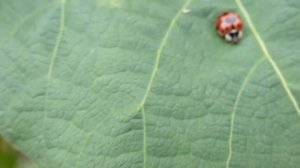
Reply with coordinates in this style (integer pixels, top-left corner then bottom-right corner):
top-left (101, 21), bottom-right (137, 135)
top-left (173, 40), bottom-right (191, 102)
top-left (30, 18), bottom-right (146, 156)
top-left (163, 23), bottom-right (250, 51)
top-left (216, 12), bottom-right (244, 43)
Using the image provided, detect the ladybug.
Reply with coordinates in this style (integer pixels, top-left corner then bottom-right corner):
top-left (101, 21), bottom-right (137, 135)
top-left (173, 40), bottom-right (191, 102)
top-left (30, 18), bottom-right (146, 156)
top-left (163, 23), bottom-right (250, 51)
top-left (215, 12), bottom-right (244, 43)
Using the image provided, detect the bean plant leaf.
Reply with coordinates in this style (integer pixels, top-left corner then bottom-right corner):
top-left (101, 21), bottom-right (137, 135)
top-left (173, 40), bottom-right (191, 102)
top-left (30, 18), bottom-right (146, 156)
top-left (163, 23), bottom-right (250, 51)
top-left (1, 0), bottom-right (300, 167)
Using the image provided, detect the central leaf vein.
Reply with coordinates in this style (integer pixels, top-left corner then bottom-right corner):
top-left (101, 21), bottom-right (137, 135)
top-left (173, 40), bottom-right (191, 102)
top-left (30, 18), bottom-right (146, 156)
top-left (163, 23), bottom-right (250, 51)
top-left (43, 0), bottom-right (66, 163)
top-left (137, 0), bottom-right (194, 110)
top-left (138, 0), bottom-right (194, 167)
top-left (235, 0), bottom-right (300, 116)
top-left (227, 1), bottom-right (300, 167)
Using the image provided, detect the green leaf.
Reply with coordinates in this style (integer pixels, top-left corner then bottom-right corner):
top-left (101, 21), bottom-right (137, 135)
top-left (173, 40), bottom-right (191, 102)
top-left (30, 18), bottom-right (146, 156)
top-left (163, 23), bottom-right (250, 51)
top-left (0, 137), bottom-right (18, 168)
top-left (1, 0), bottom-right (300, 167)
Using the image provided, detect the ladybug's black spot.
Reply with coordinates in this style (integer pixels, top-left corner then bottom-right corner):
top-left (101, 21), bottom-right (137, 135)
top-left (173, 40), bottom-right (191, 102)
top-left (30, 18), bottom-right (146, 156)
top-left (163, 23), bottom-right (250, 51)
top-left (231, 25), bottom-right (235, 29)
top-left (222, 12), bottom-right (229, 16)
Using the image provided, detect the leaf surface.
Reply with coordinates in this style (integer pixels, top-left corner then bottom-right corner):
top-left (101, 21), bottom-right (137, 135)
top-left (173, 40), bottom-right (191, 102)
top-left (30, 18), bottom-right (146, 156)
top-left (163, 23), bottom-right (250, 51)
top-left (1, 0), bottom-right (300, 167)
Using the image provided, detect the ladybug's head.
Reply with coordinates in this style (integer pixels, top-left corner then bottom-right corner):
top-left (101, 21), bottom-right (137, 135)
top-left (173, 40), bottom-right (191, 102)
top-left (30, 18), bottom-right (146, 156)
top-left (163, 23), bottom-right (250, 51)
top-left (225, 29), bottom-right (243, 43)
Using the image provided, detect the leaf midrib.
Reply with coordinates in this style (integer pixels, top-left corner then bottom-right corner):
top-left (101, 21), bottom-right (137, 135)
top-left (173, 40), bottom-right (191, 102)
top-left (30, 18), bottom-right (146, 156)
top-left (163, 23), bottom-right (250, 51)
top-left (138, 0), bottom-right (194, 167)
top-left (235, 0), bottom-right (300, 115)
top-left (44, 0), bottom-right (67, 167)
top-left (226, 1), bottom-right (300, 167)
top-left (137, 0), bottom-right (194, 111)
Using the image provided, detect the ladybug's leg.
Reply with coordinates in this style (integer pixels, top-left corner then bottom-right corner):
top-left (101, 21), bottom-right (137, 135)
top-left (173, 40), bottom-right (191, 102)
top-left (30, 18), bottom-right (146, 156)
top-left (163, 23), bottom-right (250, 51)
top-left (238, 30), bottom-right (243, 39)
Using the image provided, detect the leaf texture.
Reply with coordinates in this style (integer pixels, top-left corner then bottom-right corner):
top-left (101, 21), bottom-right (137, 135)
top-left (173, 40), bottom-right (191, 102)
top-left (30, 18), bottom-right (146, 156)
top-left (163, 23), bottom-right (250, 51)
top-left (0, 0), bottom-right (300, 167)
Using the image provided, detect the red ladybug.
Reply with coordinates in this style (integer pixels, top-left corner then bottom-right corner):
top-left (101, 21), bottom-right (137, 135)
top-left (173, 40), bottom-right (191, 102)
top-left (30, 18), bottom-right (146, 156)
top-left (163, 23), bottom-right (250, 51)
top-left (215, 12), bottom-right (244, 43)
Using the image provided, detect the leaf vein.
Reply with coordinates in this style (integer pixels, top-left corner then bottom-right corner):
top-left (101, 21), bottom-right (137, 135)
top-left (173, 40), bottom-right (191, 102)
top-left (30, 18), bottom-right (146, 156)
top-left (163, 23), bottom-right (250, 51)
top-left (235, 0), bottom-right (300, 116)
top-left (43, 0), bottom-right (66, 166)
top-left (138, 1), bottom-right (194, 167)
top-left (137, 0), bottom-right (194, 110)
top-left (137, 0), bottom-right (193, 168)
top-left (47, 0), bottom-right (66, 81)
top-left (226, 57), bottom-right (265, 168)
top-left (142, 106), bottom-right (147, 168)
